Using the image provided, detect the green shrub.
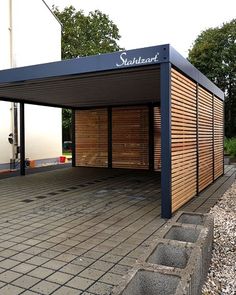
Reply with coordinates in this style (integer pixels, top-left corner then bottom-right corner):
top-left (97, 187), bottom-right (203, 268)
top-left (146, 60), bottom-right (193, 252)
top-left (224, 137), bottom-right (236, 157)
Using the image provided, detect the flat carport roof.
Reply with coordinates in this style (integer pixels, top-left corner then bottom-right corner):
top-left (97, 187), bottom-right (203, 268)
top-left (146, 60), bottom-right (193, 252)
top-left (0, 44), bottom-right (223, 108)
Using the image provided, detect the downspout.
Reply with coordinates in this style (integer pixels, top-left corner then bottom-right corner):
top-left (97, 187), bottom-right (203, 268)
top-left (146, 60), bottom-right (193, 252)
top-left (9, 0), bottom-right (19, 169)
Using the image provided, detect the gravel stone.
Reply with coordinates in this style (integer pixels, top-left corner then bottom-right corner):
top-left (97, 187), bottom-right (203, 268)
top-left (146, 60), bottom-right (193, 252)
top-left (202, 181), bottom-right (236, 295)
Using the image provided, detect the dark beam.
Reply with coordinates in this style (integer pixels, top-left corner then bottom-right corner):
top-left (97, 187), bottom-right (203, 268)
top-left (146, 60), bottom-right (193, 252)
top-left (20, 102), bottom-right (25, 176)
top-left (160, 63), bottom-right (172, 219)
top-left (72, 109), bottom-right (76, 167)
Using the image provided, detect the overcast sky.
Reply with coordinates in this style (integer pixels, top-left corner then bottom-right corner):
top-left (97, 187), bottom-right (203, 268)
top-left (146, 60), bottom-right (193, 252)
top-left (45, 0), bottom-right (236, 57)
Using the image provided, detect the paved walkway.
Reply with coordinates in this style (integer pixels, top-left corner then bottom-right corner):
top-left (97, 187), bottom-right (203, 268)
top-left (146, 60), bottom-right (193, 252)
top-left (0, 168), bottom-right (164, 295)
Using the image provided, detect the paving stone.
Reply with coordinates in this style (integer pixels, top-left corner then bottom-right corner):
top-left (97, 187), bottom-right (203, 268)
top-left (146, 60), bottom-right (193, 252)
top-left (0, 270), bottom-right (22, 283)
top-left (0, 259), bottom-right (21, 269)
top-left (109, 264), bottom-right (131, 275)
top-left (42, 259), bottom-right (67, 270)
top-left (46, 271), bottom-right (73, 285)
top-left (83, 250), bottom-right (104, 260)
top-left (28, 266), bottom-right (55, 279)
top-left (100, 254), bottom-right (122, 263)
top-left (90, 260), bottom-right (114, 272)
top-left (24, 246), bottom-right (45, 255)
top-left (118, 256), bottom-right (137, 266)
top-left (23, 239), bottom-right (41, 246)
top-left (12, 262), bottom-right (37, 274)
top-left (0, 249), bottom-right (19, 258)
top-left (66, 247), bottom-right (87, 256)
top-left (27, 256), bottom-right (50, 266)
top-left (66, 276), bottom-right (95, 290)
top-left (99, 272), bottom-right (123, 285)
top-left (12, 252), bottom-right (34, 262)
top-left (72, 256), bottom-right (96, 267)
top-left (52, 286), bottom-right (82, 295)
top-left (55, 253), bottom-right (77, 263)
top-left (79, 268), bottom-right (105, 280)
top-left (0, 284), bottom-right (25, 295)
top-left (13, 274), bottom-right (40, 289)
top-left (60, 263), bottom-right (85, 275)
top-left (39, 249), bottom-right (61, 259)
top-left (30, 280), bottom-right (60, 295)
top-left (87, 282), bottom-right (114, 295)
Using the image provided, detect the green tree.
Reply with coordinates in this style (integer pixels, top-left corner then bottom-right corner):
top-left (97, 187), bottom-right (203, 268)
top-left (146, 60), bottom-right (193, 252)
top-left (188, 19), bottom-right (236, 137)
top-left (53, 6), bottom-right (123, 142)
top-left (53, 5), bottom-right (123, 59)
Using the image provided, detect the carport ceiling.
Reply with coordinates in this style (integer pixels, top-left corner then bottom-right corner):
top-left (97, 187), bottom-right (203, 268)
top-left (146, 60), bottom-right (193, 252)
top-left (0, 66), bottom-right (160, 108)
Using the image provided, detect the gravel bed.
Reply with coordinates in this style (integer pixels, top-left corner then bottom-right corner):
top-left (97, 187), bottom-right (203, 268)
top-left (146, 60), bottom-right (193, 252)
top-left (202, 181), bottom-right (236, 295)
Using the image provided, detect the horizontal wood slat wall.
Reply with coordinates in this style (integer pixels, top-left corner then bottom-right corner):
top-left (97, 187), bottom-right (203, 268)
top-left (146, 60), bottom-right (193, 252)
top-left (171, 68), bottom-right (197, 212)
top-left (112, 106), bottom-right (149, 169)
top-left (75, 109), bottom-right (108, 167)
top-left (198, 87), bottom-right (213, 191)
top-left (154, 106), bottom-right (161, 171)
top-left (214, 97), bottom-right (224, 179)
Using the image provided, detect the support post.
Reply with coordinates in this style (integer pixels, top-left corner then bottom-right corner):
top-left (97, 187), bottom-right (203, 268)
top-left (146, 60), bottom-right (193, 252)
top-left (72, 109), bottom-right (76, 167)
top-left (149, 104), bottom-right (154, 170)
top-left (196, 84), bottom-right (199, 195)
top-left (160, 63), bottom-right (172, 219)
top-left (20, 102), bottom-right (25, 176)
top-left (108, 107), bottom-right (112, 168)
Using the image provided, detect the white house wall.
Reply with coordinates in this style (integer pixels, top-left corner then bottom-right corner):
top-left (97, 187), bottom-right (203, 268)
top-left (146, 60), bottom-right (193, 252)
top-left (0, 0), bottom-right (11, 69)
top-left (0, 102), bottom-right (12, 164)
top-left (11, 0), bottom-right (61, 66)
top-left (0, 0), bottom-right (62, 168)
top-left (25, 105), bottom-right (62, 161)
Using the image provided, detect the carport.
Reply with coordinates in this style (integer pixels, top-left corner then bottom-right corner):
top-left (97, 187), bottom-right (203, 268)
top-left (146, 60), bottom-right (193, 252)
top-left (0, 44), bottom-right (224, 218)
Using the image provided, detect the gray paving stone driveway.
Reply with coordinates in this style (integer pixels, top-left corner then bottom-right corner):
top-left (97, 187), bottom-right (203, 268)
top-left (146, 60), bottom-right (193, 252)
top-left (0, 168), bottom-right (164, 294)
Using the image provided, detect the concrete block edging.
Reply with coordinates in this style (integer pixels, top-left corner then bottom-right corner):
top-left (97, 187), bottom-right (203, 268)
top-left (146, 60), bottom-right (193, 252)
top-left (111, 211), bottom-right (214, 295)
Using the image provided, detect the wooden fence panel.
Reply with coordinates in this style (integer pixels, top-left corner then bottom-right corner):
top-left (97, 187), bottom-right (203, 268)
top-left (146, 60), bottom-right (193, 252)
top-left (112, 106), bottom-right (149, 169)
top-left (171, 68), bottom-right (197, 212)
top-left (214, 97), bottom-right (224, 179)
top-left (154, 106), bottom-right (161, 171)
top-left (198, 87), bottom-right (213, 191)
top-left (75, 109), bottom-right (108, 167)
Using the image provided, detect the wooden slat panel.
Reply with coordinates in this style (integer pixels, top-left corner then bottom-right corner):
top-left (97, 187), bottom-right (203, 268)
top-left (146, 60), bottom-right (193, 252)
top-left (154, 107), bottom-right (161, 171)
top-left (214, 97), bottom-right (224, 179)
top-left (75, 109), bottom-right (108, 167)
top-left (171, 68), bottom-right (197, 212)
top-left (112, 106), bottom-right (149, 169)
top-left (198, 86), bottom-right (213, 191)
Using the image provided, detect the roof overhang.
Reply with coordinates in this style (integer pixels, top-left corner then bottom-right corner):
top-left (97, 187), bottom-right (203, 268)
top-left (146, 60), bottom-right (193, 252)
top-left (0, 44), bottom-right (224, 108)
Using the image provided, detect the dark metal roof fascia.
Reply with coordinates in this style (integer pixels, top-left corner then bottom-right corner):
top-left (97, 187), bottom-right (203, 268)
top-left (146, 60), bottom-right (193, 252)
top-left (0, 45), bottom-right (169, 85)
top-left (169, 45), bottom-right (224, 100)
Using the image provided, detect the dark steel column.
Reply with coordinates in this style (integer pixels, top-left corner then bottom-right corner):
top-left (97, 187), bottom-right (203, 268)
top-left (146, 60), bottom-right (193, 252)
top-left (20, 102), bottom-right (25, 176)
top-left (72, 109), bottom-right (76, 167)
top-left (108, 107), bottom-right (112, 168)
top-left (149, 104), bottom-right (154, 171)
top-left (160, 62), bottom-right (172, 219)
top-left (196, 84), bottom-right (199, 195)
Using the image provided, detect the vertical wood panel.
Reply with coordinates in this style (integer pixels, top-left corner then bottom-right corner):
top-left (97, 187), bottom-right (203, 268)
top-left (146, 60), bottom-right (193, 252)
top-left (214, 97), bottom-right (224, 179)
top-left (75, 109), bottom-right (108, 167)
top-left (154, 106), bottom-right (161, 171)
top-left (171, 68), bottom-right (197, 212)
top-left (112, 106), bottom-right (149, 169)
top-left (198, 87), bottom-right (213, 191)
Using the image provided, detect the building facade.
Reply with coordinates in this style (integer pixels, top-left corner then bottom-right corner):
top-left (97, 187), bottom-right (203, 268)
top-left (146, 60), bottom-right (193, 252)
top-left (0, 0), bottom-right (62, 171)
